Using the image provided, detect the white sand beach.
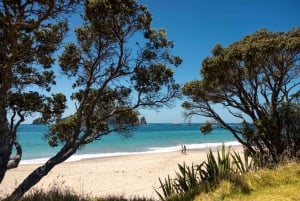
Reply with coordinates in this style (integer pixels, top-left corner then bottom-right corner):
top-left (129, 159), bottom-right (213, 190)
top-left (0, 145), bottom-right (243, 200)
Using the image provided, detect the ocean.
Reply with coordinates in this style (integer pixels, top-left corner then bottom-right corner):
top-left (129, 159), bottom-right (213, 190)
top-left (16, 123), bottom-right (240, 164)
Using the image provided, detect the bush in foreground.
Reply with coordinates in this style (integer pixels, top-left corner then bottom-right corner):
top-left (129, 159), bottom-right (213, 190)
top-left (156, 144), bottom-right (300, 201)
top-left (156, 145), bottom-right (256, 201)
top-left (194, 162), bottom-right (300, 201)
top-left (3, 187), bottom-right (154, 201)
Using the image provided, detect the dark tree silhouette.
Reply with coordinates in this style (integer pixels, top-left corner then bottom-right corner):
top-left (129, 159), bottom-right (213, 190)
top-left (183, 29), bottom-right (300, 164)
top-left (3, 0), bottom-right (182, 200)
top-left (0, 0), bottom-right (80, 184)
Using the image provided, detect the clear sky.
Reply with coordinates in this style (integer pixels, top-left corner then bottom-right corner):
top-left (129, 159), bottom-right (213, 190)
top-left (25, 0), bottom-right (300, 124)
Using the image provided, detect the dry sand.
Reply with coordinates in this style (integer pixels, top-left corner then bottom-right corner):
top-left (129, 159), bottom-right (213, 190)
top-left (0, 145), bottom-right (243, 200)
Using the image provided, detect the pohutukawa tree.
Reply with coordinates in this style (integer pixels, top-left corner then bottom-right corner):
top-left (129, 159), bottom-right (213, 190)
top-left (2, 0), bottom-right (182, 200)
top-left (0, 0), bottom-right (80, 184)
top-left (182, 28), bottom-right (300, 165)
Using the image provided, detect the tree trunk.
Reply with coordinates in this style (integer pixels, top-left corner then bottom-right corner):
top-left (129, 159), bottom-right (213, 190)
top-left (7, 140), bottom-right (22, 169)
top-left (0, 105), bottom-right (13, 183)
top-left (0, 135), bottom-right (13, 183)
top-left (5, 143), bottom-right (78, 201)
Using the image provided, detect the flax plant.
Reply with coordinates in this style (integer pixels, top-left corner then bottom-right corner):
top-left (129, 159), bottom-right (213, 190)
top-left (231, 149), bottom-right (259, 173)
top-left (156, 144), bottom-right (258, 201)
top-left (198, 145), bottom-right (232, 185)
top-left (156, 175), bottom-right (176, 201)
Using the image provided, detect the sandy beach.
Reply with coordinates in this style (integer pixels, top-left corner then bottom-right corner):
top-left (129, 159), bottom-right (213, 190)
top-left (0, 145), bottom-right (243, 200)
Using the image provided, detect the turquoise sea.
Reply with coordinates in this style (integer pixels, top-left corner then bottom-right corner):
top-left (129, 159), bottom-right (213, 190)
top-left (16, 123), bottom-right (240, 164)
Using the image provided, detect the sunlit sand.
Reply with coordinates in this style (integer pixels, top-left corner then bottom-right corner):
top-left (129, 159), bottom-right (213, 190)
top-left (0, 146), bottom-right (243, 199)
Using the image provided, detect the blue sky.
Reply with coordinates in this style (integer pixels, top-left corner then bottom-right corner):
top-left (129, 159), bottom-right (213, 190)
top-left (25, 0), bottom-right (300, 124)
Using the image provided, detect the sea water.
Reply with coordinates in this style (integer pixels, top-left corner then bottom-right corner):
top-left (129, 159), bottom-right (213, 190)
top-left (16, 123), bottom-right (240, 164)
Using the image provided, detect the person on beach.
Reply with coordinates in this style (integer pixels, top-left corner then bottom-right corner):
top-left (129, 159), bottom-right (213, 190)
top-left (181, 145), bottom-right (187, 155)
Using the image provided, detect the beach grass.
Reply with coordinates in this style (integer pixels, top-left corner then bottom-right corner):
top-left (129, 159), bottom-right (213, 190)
top-left (193, 162), bottom-right (300, 201)
top-left (4, 187), bottom-right (155, 201)
top-left (156, 145), bottom-right (300, 201)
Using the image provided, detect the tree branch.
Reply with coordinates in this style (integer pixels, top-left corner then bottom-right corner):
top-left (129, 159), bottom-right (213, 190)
top-left (6, 140), bottom-right (22, 170)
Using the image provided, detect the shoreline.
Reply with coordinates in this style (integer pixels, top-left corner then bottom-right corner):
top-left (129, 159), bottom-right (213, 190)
top-left (20, 141), bottom-right (241, 165)
top-left (0, 145), bottom-right (244, 199)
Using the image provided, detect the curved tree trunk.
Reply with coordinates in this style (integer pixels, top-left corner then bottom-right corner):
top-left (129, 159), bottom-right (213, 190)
top-left (5, 143), bottom-right (79, 201)
top-left (0, 105), bottom-right (13, 183)
top-left (7, 140), bottom-right (22, 169)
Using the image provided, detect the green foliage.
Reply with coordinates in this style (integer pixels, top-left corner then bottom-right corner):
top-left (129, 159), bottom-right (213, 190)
top-left (96, 196), bottom-right (154, 201)
top-left (3, 187), bottom-right (155, 201)
top-left (42, 93), bottom-right (67, 124)
top-left (278, 102), bottom-right (300, 159)
top-left (157, 145), bottom-right (255, 201)
top-left (15, 188), bottom-right (83, 201)
top-left (231, 149), bottom-right (258, 173)
top-left (199, 145), bottom-right (232, 185)
top-left (48, 115), bottom-right (78, 147)
top-left (200, 121), bottom-right (212, 134)
top-left (194, 162), bottom-right (300, 201)
top-left (182, 28), bottom-right (300, 163)
top-left (49, 0), bottom-right (182, 147)
top-left (0, 0), bottom-right (80, 185)
top-left (175, 163), bottom-right (199, 192)
top-left (156, 175), bottom-right (176, 201)
top-left (7, 92), bottom-right (44, 113)
top-left (59, 43), bottom-right (81, 77)
top-left (156, 165), bottom-right (201, 201)
top-left (3, 1), bottom-right (182, 199)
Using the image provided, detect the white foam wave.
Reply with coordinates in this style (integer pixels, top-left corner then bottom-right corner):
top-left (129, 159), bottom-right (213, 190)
top-left (20, 152), bottom-right (141, 165)
top-left (20, 141), bottom-right (241, 165)
top-left (148, 141), bottom-right (241, 153)
top-left (20, 157), bottom-right (50, 165)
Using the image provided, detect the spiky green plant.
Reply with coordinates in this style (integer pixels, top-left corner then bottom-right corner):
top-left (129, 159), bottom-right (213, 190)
top-left (231, 149), bottom-right (259, 173)
top-left (217, 145), bottom-right (232, 179)
top-left (174, 163), bottom-right (199, 193)
top-left (156, 175), bottom-right (176, 201)
top-left (156, 144), bottom-right (261, 201)
top-left (198, 144), bottom-right (232, 185)
top-left (156, 163), bottom-right (201, 200)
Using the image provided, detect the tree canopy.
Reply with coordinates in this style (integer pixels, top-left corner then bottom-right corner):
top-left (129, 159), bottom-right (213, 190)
top-left (182, 28), bottom-right (300, 164)
top-left (0, 0), bottom-right (80, 183)
top-left (1, 0), bottom-right (182, 199)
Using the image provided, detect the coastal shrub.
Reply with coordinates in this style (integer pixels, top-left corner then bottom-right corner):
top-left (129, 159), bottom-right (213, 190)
top-left (96, 195), bottom-right (155, 201)
top-left (231, 149), bottom-right (259, 173)
top-left (4, 187), bottom-right (87, 201)
top-left (161, 188), bottom-right (201, 201)
top-left (198, 145), bottom-right (232, 185)
top-left (156, 175), bottom-right (176, 201)
top-left (194, 162), bottom-right (300, 201)
top-left (156, 164), bottom-right (202, 201)
top-left (174, 163), bottom-right (199, 193)
top-left (156, 145), bottom-right (257, 201)
top-left (2, 187), bottom-right (155, 201)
